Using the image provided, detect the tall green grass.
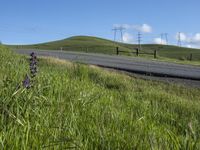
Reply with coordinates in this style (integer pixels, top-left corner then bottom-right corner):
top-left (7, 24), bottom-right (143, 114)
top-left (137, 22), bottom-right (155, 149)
top-left (1, 45), bottom-right (200, 149)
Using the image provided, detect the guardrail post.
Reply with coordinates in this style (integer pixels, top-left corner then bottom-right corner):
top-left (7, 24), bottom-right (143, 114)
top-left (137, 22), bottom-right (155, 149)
top-left (116, 47), bottom-right (119, 55)
top-left (154, 50), bottom-right (157, 59)
top-left (189, 53), bottom-right (193, 61)
top-left (136, 48), bottom-right (139, 56)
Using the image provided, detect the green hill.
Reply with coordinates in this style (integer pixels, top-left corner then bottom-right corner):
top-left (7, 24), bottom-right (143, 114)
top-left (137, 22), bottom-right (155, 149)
top-left (8, 36), bottom-right (200, 61)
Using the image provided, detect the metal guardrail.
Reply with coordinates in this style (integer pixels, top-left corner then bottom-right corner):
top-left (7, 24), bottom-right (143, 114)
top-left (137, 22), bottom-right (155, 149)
top-left (116, 47), bottom-right (157, 58)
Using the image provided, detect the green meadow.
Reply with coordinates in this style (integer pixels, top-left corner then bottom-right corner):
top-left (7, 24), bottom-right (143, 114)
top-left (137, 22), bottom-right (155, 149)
top-left (1, 45), bottom-right (200, 149)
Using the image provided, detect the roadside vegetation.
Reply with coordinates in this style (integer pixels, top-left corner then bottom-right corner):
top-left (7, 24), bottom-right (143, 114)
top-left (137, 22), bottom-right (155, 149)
top-left (1, 45), bottom-right (200, 149)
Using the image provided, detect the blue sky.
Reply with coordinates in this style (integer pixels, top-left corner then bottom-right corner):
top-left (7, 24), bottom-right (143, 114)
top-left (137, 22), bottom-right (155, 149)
top-left (1, 0), bottom-right (200, 47)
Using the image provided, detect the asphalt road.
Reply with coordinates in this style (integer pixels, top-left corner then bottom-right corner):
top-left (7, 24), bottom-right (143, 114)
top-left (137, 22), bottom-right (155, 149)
top-left (14, 49), bottom-right (200, 81)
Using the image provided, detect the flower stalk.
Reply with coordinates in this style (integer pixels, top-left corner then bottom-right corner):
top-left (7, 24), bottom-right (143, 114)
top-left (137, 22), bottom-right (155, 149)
top-left (22, 52), bottom-right (38, 89)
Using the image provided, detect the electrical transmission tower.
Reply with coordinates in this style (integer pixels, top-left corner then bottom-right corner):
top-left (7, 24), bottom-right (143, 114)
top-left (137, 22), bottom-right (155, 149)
top-left (119, 26), bottom-right (125, 42)
top-left (160, 33), bottom-right (168, 45)
top-left (177, 32), bottom-right (182, 47)
top-left (164, 33), bottom-right (168, 45)
top-left (112, 28), bottom-right (118, 41)
top-left (112, 26), bottom-right (125, 42)
top-left (137, 32), bottom-right (142, 50)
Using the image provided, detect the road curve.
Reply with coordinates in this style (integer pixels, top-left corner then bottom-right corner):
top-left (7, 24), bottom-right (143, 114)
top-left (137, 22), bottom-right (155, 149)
top-left (14, 49), bottom-right (200, 81)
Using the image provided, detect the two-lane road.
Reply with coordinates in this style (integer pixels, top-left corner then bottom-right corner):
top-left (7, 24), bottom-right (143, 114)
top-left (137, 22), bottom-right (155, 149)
top-left (14, 49), bottom-right (200, 81)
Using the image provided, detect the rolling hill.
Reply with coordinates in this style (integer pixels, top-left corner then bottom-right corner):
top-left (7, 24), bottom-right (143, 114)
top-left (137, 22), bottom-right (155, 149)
top-left (7, 36), bottom-right (200, 61)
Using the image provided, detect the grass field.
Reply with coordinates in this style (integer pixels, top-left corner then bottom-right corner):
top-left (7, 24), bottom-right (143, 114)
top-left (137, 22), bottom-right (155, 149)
top-left (7, 36), bottom-right (200, 61)
top-left (1, 45), bottom-right (200, 149)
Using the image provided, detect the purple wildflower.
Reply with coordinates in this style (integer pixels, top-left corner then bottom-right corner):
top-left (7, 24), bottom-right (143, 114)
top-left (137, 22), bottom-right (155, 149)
top-left (29, 52), bottom-right (37, 78)
top-left (22, 74), bottom-right (31, 89)
top-left (21, 52), bottom-right (38, 89)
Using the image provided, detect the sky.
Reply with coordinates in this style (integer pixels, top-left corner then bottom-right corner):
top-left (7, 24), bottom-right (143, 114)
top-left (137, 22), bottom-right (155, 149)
top-left (0, 0), bottom-right (200, 48)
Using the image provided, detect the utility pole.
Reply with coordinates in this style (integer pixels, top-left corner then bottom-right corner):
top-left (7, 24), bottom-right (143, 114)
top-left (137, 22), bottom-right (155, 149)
top-left (177, 32), bottom-right (182, 47)
top-left (137, 32), bottom-right (142, 50)
top-left (160, 33), bottom-right (164, 44)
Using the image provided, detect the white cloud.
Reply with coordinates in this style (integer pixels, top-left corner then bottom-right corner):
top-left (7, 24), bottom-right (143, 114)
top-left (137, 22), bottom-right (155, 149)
top-left (153, 38), bottom-right (167, 45)
top-left (134, 24), bottom-right (152, 33)
top-left (192, 33), bottom-right (200, 43)
top-left (123, 32), bottom-right (134, 43)
top-left (186, 44), bottom-right (192, 48)
top-left (113, 24), bottom-right (121, 28)
top-left (175, 32), bottom-right (187, 42)
top-left (113, 24), bottom-right (132, 29)
top-left (122, 24), bottom-right (132, 29)
top-left (175, 33), bottom-right (200, 48)
top-left (113, 23), bottom-right (152, 33)
top-left (186, 44), bottom-right (200, 49)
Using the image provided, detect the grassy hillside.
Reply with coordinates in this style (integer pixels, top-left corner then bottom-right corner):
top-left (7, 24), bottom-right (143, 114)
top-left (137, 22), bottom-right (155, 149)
top-left (8, 36), bottom-right (200, 61)
top-left (123, 43), bottom-right (200, 60)
top-left (1, 45), bottom-right (200, 149)
top-left (8, 36), bottom-right (132, 55)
